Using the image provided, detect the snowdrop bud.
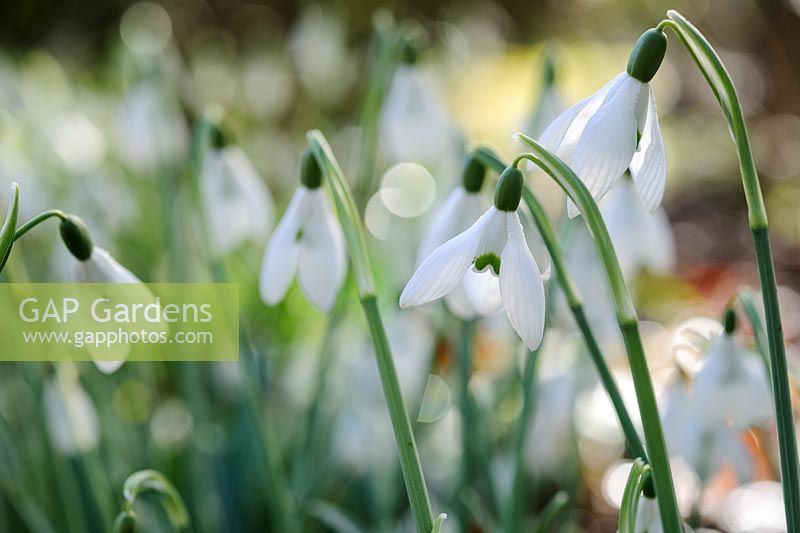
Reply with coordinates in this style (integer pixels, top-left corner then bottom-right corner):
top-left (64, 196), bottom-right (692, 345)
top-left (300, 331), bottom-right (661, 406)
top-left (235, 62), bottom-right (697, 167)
top-left (300, 149), bottom-right (323, 189)
top-left (461, 156), bottom-right (486, 193)
top-left (493, 167), bottom-right (523, 212)
top-left (113, 511), bottom-right (138, 533)
top-left (724, 307), bottom-right (737, 334)
top-left (209, 123), bottom-right (230, 150)
top-left (59, 215), bottom-right (93, 261)
top-left (626, 29), bottom-right (667, 83)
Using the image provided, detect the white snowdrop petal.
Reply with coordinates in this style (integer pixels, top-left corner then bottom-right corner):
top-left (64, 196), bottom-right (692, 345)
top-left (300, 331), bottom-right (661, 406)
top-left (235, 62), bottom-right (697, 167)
top-left (297, 189), bottom-right (347, 312)
top-left (259, 187), bottom-right (306, 306)
top-left (630, 85), bottom-right (667, 212)
top-left (571, 75), bottom-right (642, 215)
top-left (444, 282), bottom-right (478, 320)
top-left (463, 269), bottom-right (503, 316)
top-left (540, 73), bottom-right (625, 159)
top-left (499, 213), bottom-right (546, 350)
top-left (400, 208), bottom-right (495, 308)
top-left (77, 248), bottom-right (142, 283)
top-left (418, 187), bottom-right (482, 263)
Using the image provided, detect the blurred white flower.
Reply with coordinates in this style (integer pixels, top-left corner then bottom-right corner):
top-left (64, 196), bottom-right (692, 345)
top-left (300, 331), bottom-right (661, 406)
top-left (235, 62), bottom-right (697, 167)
top-left (43, 373), bottom-right (99, 455)
top-left (116, 82), bottom-right (187, 171)
top-left (259, 178), bottom-right (346, 313)
top-left (661, 376), bottom-right (753, 482)
top-left (401, 168), bottom-right (546, 350)
top-left (380, 65), bottom-right (453, 165)
top-left (600, 177), bottom-right (676, 279)
top-left (693, 332), bottom-right (772, 429)
top-left (200, 145), bottom-right (274, 257)
top-left (288, 6), bottom-right (354, 106)
top-left (541, 67), bottom-right (665, 216)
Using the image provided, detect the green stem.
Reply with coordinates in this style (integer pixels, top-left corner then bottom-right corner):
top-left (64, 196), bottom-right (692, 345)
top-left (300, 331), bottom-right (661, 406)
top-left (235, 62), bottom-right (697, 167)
top-left (354, 12), bottom-right (404, 208)
top-left (13, 209), bottom-right (66, 242)
top-left (456, 320), bottom-right (475, 533)
top-left (513, 134), bottom-right (681, 533)
top-left (662, 11), bottom-right (800, 530)
top-left (308, 130), bottom-right (433, 533)
top-left (619, 458), bottom-right (652, 533)
top-left (735, 288), bottom-right (770, 373)
top-left (0, 183), bottom-right (20, 273)
top-left (534, 491), bottom-right (569, 533)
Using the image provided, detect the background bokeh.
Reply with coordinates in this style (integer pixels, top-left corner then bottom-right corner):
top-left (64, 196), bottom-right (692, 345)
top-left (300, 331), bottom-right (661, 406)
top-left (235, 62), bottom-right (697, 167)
top-left (1, 0), bottom-right (799, 531)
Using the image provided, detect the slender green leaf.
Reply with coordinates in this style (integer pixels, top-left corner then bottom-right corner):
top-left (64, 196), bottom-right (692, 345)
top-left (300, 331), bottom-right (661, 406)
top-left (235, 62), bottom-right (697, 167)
top-left (0, 183), bottom-right (20, 273)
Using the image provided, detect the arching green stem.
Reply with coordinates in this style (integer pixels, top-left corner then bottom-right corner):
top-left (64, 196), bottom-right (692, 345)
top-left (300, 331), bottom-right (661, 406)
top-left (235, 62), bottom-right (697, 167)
top-left (115, 470), bottom-right (189, 533)
top-left (307, 130), bottom-right (434, 533)
top-left (619, 459), bottom-right (652, 533)
top-left (13, 209), bottom-right (66, 242)
top-left (513, 134), bottom-right (681, 532)
top-left (660, 11), bottom-right (800, 530)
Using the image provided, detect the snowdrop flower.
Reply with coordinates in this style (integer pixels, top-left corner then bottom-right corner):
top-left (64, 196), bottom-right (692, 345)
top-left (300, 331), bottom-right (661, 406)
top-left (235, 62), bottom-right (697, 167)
top-left (633, 495), bottom-right (662, 533)
top-left (600, 175), bottom-right (676, 279)
top-left (259, 150), bottom-right (346, 313)
top-left (380, 39), bottom-right (453, 165)
top-left (662, 370), bottom-right (753, 482)
top-left (200, 133), bottom-right (274, 257)
top-left (693, 311), bottom-right (772, 429)
top-left (60, 215), bottom-right (149, 374)
top-left (541, 29), bottom-right (667, 217)
top-left (401, 166), bottom-right (546, 350)
top-left (415, 156), bottom-right (495, 319)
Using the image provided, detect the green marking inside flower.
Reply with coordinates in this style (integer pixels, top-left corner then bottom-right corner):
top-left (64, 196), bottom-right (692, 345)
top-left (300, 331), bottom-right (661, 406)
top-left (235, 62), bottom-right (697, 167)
top-left (474, 253), bottom-right (500, 276)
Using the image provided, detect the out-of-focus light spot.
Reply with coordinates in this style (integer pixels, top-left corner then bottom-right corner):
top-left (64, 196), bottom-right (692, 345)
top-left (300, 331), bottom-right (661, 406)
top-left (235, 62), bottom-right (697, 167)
top-left (753, 114), bottom-right (800, 179)
top-left (120, 2), bottom-right (172, 55)
top-left (50, 113), bottom-right (106, 172)
top-left (719, 481), bottom-right (786, 532)
top-left (380, 163), bottom-right (436, 218)
top-left (365, 192), bottom-right (392, 240)
top-left (672, 317), bottom-right (722, 373)
top-left (150, 398), bottom-right (193, 450)
top-left (601, 460), bottom-right (632, 509)
top-left (418, 374), bottom-right (451, 423)
top-left (113, 379), bottom-right (151, 424)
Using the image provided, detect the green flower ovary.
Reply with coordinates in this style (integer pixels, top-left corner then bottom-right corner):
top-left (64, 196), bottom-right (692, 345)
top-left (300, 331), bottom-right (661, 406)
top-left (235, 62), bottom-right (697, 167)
top-left (474, 253), bottom-right (500, 276)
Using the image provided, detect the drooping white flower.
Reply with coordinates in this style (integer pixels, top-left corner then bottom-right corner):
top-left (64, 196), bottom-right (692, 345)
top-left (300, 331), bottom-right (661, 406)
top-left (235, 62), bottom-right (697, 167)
top-left (259, 152), bottom-right (346, 313)
top-left (200, 144), bottom-right (274, 257)
top-left (400, 167), bottom-right (546, 350)
top-left (380, 64), bottom-right (453, 165)
top-left (415, 158), bottom-right (498, 319)
top-left (59, 215), bottom-right (153, 374)
top-left (661, 373), bottom-right (753, 482)
top-left (600, 177), bottom-right (676, 279)
top-left (43, 372), bottom-right (99, 455)
top-left (541, 30), bottom-right (667, 217)
top-left (693, 331), bottom-right (772, 430)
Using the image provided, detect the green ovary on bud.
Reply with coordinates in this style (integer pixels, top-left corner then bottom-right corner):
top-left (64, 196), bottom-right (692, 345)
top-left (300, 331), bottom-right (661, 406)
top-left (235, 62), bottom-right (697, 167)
top-left (210, 123), bottom-right (230, 150)
top-left (494, 166), bottom-right (523, 212)
top-left (113, 510), bottom-right (138, 533)
top-left (300, 149), bottom-right (323, 189)
top-left (59, 215), bottom-right (93, 261)
top-left (462, 156), bottom-right (486, 193)
top-left (723, 307), bottom-right (737, 334)
top-left (626, 28), bottom-right (667, 83)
